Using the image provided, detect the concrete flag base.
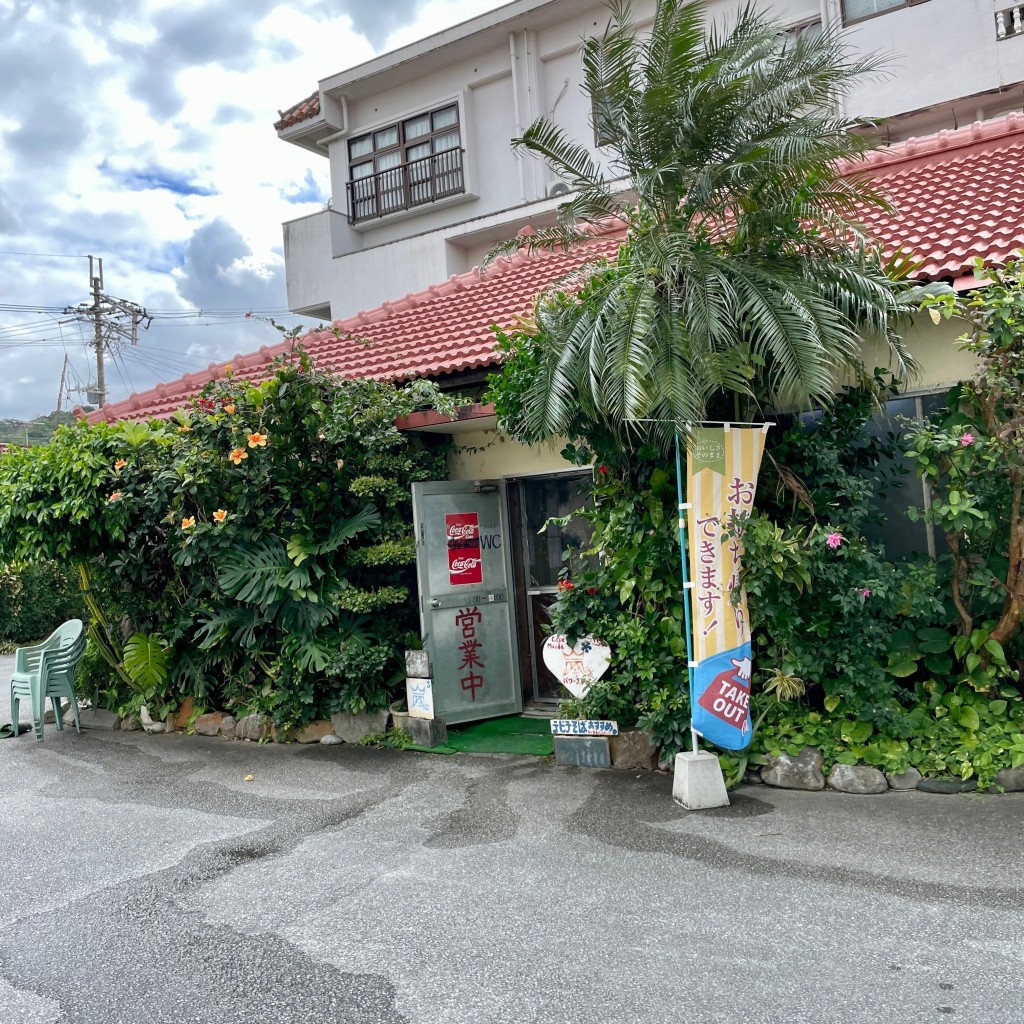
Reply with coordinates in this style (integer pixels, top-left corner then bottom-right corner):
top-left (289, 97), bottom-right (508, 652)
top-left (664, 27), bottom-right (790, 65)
top-left (672, 750), bottom-right (730, 809)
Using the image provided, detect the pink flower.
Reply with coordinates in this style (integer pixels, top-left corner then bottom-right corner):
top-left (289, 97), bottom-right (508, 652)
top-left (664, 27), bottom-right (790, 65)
top-left (825, 532), bottom-right (843, 550)
top-left (860, 588), bottom-right (872, 599)
top-left (959, 431), bottom-right (975, 447)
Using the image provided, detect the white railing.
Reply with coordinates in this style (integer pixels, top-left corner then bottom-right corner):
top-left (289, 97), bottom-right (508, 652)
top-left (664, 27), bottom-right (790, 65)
top-left (996, 5), bottom-right (1024, 38)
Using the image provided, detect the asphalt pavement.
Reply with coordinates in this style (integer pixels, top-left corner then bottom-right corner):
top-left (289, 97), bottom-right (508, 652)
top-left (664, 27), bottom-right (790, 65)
top-left (0, 654), bottom-right (1021, 1024)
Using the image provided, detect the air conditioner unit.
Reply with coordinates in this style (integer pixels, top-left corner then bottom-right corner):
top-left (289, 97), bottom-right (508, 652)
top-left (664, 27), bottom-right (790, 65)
top-left (546, 178), bottom-right (573, 199)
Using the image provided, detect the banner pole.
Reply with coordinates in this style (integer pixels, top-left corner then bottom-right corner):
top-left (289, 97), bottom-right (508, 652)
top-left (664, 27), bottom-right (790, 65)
top-left (674, 432), bottom-right (698, 755)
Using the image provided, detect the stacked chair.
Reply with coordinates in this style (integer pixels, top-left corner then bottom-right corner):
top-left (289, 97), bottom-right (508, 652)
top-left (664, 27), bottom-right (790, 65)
top-left (9, 619), bottom-right (87, 741)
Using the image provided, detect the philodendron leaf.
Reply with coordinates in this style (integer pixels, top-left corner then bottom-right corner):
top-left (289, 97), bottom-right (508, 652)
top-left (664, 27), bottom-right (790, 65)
top-left (123, 633), bottom-right (169, 694)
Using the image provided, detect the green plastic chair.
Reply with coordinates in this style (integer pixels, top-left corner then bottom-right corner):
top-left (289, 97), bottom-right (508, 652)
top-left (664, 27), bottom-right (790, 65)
top-left (9, 619), bottom-right (86, 741)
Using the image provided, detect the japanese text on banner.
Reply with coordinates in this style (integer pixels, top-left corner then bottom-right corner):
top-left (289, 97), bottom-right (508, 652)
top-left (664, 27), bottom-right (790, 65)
top-left (685, 425), bottom-right (768, 750)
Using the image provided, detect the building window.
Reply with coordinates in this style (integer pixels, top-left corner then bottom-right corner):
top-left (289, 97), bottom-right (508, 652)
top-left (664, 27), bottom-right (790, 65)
top-left (862, 390), bottom-right (950, 559)
top-left (346, 103), bottom-right (465, 224)
top-left (797, 388), bottom-right (951, 559)
top-left (842, 0), bottom-right (931, 24)
top-left (785, 19), bottom-right (822, 42)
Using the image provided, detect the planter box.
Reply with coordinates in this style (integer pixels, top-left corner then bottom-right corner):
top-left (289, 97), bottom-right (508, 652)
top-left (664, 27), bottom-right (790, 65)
top-left (330, 709), bottom-right (389, 744)
top-left (609, 729), bottom-right (659, 770)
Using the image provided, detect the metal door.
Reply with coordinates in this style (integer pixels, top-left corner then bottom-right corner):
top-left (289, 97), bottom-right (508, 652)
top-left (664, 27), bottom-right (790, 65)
top-left (411, 480), bottom-right (522, 724)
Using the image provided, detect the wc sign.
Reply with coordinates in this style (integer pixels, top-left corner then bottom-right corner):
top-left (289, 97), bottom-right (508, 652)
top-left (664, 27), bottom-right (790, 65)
top-left (446, 513), bottom-right (483, 586)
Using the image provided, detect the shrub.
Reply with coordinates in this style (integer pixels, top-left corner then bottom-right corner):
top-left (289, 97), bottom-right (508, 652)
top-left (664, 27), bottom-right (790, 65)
top-left (0, 353), bottom-right (454, 727)
top-left (0, 561), bottom-right (84, 650)
top-left (545, 457), bottom-right (692, 756)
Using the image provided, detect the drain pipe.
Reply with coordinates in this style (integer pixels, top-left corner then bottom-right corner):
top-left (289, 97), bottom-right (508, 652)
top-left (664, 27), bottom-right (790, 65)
top-left (509, 32), bottom-right (528, 203)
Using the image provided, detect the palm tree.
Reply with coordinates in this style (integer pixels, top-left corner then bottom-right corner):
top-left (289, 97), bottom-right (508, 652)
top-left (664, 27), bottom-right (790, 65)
top-left (489, 0), bottom-right (917, 451)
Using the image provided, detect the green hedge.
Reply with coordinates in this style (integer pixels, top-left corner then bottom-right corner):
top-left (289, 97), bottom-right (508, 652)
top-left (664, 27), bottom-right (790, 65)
top-left (0, 561), bottom-right (84, 649)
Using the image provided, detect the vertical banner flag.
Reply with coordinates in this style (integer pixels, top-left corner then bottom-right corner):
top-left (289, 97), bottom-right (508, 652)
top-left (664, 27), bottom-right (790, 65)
top-left (686, 425), bottom-right (768, 750)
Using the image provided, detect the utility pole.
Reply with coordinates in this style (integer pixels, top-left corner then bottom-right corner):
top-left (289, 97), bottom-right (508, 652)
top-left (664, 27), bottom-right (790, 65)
top-left (55, 354), bottom-right (68, 431)
top-left (91, 257), bottom-right (104, 408)
top-left (63, 255), bottom-right (152, 409)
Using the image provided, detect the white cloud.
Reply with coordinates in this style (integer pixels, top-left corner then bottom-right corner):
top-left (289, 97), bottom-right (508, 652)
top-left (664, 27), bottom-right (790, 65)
top-left (0, 0), bottom-right (506, 421)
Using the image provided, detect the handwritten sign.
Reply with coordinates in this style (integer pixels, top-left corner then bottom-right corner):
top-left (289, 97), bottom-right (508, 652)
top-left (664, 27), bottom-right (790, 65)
top-left (455, 606), bottom-right (485, 702)
top-left (542, 635), bottom-right (611, 699)
top-left (550, 718), bottom-right (619, 736)
top-left (407, 677), bottom-right (435, 720)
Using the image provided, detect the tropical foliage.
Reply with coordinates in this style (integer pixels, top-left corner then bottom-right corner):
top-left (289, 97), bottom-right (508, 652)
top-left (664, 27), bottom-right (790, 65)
top-left (0, 354), bottom-right (452, 726)
top-left (547, 456), bottom-right (692, 755)
top-left (487, 0), bottom-right (919, 454)
top-left (541, 383), bottom-right (1022, 785)
top-left (907, 256), bottom-right (1024, 650)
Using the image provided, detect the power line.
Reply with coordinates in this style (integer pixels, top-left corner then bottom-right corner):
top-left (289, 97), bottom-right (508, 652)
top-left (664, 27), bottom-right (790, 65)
top-left (0, 250), bottom-right (88, 259)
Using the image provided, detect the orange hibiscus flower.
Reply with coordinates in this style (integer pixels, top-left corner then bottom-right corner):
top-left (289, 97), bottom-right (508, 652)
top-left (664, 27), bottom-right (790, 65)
top-left (108, 491), bottom-right (123, 502)
top-left (113, 458), bottom-right (127, 471)
top-left (229, 447), bottom-right (248, 465)
top-left (213, 509), bottom-right (228, 523)
top-left (181, 516), bottom-right (196, 529)
top-left (223, 403), bottom-right (235, 415)
top-left (247, 432), bottom-right (268, 448)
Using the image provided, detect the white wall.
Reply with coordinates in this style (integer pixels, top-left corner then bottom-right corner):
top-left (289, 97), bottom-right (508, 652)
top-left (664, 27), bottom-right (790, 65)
top-left (282, 211), bottom-right (334, 316)
top-left (838, 0), bottom-right (1024, 122)
top-left (449, 428), bottom-right (573, 480)
top-left (282, 0), bottom-right (1021, 320)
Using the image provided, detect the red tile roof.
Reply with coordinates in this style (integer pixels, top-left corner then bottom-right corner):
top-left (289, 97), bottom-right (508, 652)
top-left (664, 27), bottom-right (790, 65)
top-left (854, 112), bottom-right (1024, 284)
top-left (85, 227), bottom-right (622, 424)
top-left (274, 92), bottom-right (320, 131)
top-left (86, 114), bottom-right (1024, 425)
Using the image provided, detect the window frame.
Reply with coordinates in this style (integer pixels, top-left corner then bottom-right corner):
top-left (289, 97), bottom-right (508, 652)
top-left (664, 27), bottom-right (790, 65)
top-left (346, 102), bottom-right (465, 224)
top-left (841, 0), bottom-right (932, 27)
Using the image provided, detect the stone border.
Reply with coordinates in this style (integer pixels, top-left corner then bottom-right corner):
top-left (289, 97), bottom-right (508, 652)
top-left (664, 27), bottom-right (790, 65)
top-left (754, 746), bottom-right (1024, 794)
top-left (109, 699), bottom-right (390, 747)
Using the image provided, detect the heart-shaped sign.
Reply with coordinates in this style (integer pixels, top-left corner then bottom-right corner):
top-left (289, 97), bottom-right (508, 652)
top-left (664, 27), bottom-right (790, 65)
top-left (542, 635), bottom-right (611, 699)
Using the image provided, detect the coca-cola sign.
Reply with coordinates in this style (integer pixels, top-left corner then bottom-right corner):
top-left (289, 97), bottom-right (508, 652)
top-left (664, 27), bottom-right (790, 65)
top-left (446, 513), bottom-right (483, 585)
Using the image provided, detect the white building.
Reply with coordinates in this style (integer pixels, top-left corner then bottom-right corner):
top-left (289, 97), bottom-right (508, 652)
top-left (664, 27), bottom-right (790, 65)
top-left (275, 0), bottom-right (1024, 322)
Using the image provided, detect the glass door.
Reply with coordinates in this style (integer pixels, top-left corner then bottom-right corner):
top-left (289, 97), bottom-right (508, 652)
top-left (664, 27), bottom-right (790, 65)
top-left (514, 472), bottom-right (592, 705)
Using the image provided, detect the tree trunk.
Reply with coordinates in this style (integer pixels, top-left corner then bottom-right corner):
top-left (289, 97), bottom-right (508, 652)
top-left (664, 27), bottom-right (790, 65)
top-left (990, 481), bottom-right (1024, 647)
top-left (945, 531), bottom-right (973, 636)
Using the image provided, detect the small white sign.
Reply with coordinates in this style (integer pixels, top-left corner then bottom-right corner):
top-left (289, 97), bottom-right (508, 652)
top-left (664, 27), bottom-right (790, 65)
top-left (407, 677), bottom-right (434, 719)
top-left (550, 719), bottom-right (619, 736)
top-left (542, 635), bottom-right (611, 699)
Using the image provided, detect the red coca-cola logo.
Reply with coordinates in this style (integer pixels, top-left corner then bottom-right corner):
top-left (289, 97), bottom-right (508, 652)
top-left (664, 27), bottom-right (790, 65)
top-left (446, 513), bottom-right (483, 585)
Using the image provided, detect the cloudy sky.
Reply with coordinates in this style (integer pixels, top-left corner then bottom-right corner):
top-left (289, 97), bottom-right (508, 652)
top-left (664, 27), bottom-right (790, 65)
top-left (0, 0), bottom-right (508, 422)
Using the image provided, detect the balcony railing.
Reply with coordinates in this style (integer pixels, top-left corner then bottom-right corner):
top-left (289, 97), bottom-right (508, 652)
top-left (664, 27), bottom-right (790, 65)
top-left (346, 148), bottom-right (465, 224)
top-left (996, 4), bottom-right (1024, 38)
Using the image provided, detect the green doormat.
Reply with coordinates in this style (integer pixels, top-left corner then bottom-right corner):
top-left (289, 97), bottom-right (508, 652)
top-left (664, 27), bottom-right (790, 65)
top-left (408, 714), bottom-right (553, 756)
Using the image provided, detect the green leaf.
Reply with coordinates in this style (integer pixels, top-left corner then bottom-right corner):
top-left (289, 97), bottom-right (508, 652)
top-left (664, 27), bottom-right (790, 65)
top-left (840, 720), bottom-right (873, 744)
top-left (824, 694), bottom-right (841, 713)
top-left (217, 536), bottom-right (306, 605)
top-left (122, 633), bottom-right (168, 694)
top-left (318, 503), bottom-right (382, 554)
top-left (887, 654), bottom-right (918, 679)
top-left (958, 706), bottom-right (980, 731)
top-left (983, 639), bottom-right (1006, 664)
